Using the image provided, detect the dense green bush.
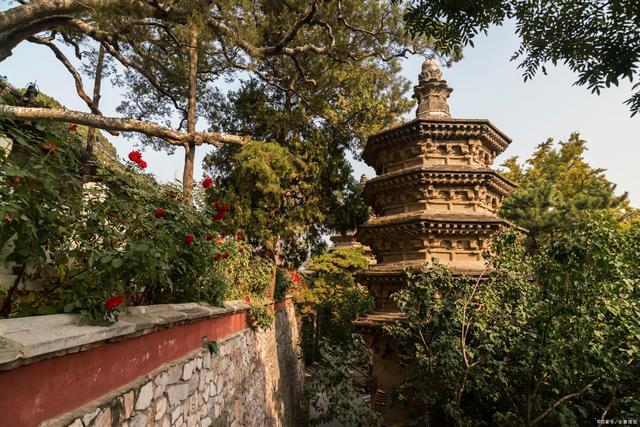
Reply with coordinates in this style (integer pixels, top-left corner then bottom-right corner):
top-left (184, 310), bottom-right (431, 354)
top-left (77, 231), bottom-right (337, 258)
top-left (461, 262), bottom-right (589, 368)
top-left (0, 118), bottom-right (273, 324)
top-left (387, 213), bottom-right (640, 426)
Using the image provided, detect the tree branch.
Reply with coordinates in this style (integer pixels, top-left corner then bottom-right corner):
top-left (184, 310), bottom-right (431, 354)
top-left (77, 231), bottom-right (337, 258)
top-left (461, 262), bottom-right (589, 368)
top-left (26, 36), bottom-right (103, 117)
top-left (0, 104), bottom-right (248, 146)
top-left (531, 378), bottom-right (600, 426)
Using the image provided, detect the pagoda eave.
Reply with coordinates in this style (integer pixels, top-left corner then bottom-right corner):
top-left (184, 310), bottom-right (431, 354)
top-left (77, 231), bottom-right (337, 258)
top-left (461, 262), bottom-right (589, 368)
top-left (361, 165), bottom-right (518, 202)
top-left (362, 118), bottom-right (512, 166)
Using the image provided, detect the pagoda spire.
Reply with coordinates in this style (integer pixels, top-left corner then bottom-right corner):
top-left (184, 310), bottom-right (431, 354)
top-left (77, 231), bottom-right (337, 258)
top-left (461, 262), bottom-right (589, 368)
top-left (413, 59), bottom-right (453, 119)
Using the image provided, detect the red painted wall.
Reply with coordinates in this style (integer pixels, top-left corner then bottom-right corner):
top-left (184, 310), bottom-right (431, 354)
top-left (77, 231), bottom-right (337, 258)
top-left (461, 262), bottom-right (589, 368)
top-left (0, 300), bottom-right (290, 427)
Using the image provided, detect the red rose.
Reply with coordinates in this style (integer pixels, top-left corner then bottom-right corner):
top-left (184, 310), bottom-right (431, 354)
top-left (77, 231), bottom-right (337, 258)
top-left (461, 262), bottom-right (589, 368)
top-left (244, 295), bottom-right (251, 304)
top-left (223, 252), bottom-right (230, 259)
top-left (217, 239), bottom-right (223, 246)
top-left (138, 160), bottom-right (148, 169)
top-left (213, 211), bottom-right (225, 221)
top-left (215, 252), bottom-right (222, 261)
top-left (154, 208), bottom-right (166, 218)
top-left (128, 150), bottom-right (143, 163)
top-left (206, 234), bottom-right (214, 241)
top-left (68, 123), bottom-right (78, 131)
top-left (213, 201), bottom-right (221, 209)
top-left (267, 250), bottom-right (274, 259)
top-left (105, 295), bottom-right (123, 311)
top-left (202, 177), bottom-right (213, 189)
top-left (185, 234), bottom-right (194, 245)
top-left (236, 232), bottom-right (244, 241)
top-left (221, 204), bottom-right (230, 212)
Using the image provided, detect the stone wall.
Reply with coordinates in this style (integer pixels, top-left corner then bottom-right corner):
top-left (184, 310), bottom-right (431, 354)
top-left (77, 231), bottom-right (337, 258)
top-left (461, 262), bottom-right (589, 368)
top-left (0, 299), bottom-right (303, 427)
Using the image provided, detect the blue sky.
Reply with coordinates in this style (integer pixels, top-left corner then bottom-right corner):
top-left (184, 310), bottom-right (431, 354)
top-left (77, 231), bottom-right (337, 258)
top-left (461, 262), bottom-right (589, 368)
top-left (1, 21), bottom-right (638, 206)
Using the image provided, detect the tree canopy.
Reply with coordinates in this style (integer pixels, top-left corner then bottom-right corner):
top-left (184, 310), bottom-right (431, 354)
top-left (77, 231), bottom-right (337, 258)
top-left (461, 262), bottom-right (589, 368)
top-left (395, 0), bottom-right (640, 115)
top-left (499, 133), bottom-right (629, 250)
top-left (0, 0), bottom-right (440, 194)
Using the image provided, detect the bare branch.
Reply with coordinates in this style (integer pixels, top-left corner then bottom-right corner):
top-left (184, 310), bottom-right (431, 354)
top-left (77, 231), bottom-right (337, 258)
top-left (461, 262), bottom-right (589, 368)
top-left (0, 104), bottom-right (248, 146)
top-left (26, 36), bottom-right (103, 116)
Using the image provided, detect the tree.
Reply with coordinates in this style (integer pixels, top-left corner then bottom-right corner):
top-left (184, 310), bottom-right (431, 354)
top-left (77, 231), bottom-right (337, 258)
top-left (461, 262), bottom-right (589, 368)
top-left (394, 0), bottom-right (640, 115)
top-left (499, 133), bottom-right (628, 250)
top-left (387, 213), bottom-right (640, 426)
top-left (0, 0), bottom-right (437, 195)
top-left (203, 55), bottom-right (412, 259)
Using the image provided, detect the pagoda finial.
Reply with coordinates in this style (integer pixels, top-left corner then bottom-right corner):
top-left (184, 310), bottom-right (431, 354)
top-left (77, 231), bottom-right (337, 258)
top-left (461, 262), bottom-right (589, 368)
top-left (413, 58), bottom-right (453, 119)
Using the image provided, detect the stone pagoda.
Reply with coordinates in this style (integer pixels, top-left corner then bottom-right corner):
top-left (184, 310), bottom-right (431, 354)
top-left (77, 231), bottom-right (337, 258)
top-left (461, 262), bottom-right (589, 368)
top-left (354, 59), bottom-right (517, 424)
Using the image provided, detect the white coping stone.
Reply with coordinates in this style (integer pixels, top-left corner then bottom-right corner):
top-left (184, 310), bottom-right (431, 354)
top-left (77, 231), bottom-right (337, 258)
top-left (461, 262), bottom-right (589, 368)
top-left (0, 316), bottom-right (137, 360)
top-left (0, 299), bottom-right (280, 369)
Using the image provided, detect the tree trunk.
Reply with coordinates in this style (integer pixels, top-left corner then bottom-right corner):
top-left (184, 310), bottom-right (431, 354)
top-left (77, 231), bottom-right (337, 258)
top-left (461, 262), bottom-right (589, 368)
top-left (182, 26), bottom-right (199, 200)
top-left (83, 45), bottom-right (105, 180)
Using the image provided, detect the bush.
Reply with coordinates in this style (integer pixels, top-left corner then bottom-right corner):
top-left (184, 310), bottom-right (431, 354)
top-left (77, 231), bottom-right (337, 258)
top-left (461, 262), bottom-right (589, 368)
top-left (387, 213), bottom-right (640, 426)
top-left (0, 117), bottom-right (257, 323)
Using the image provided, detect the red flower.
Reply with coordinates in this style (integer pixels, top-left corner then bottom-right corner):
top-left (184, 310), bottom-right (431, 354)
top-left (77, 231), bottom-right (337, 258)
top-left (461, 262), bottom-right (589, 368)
top-left (206, 234), bottom-right (214, 241)
top-left (215, 252), bottom-right (222, 261)
top-left (238, 247), bottom-right (244, 253)
top-left (289, 271), bottom-right (304, 285)
top-left (223, 252), bottom-right (230, 259)
top-left (40, 140), bottom-right (58, 153)
top-left (236, 232), bottom-right (244, 241)
top-left (128, 150), bottom-right (143, 163)
top-left (184, 234), bottom-right (195, 245)
top-left (202, 177), bottom-right (213, 189)
top-left (267, 251), bottom-right (274, 259)
top-left (217, 239), bottom-right (223, 246)
top-left (154, 208), bottom-right (166, 219)
top-left (244, 295), bottom-right (251, 304)
top-left (138, 160), bottom-right (148, 169)
top-left (68, 123), bottom-right (78, 131)
top-left (213, 201), bottom-right (221, 209)
top-left (213, 211), bottom-right (225, 221)
top-left (105, 295), bottom-right (123, 312)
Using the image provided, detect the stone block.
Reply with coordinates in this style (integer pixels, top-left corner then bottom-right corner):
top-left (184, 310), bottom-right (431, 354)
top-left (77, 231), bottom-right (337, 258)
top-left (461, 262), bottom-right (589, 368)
top-left (171, 406), bottom-right (182, 424)
top-left (166, 383), bottom-right (189, 408)
top-left (202, 352), bottom-right (211, 369)
top-left (129, 412), bottom-right (147, 427)
top-left (155, 396), bottom-right (167, 420)
top-left (182, 360), bottom-right (194, 380)
top-left (68, 419), bottom-right (82, 427)
top-left (81, 407), bottom-right (100, 425)
top-left (135, 382), bottom-right (154, 410)
top-left (201, 417), bottom-right (213, 427)
top-left (93, 408), bottom-right (112, 427)
top-left (123, 391), bottom-right (135, 418)
top-left (166, 364), bottom-right (182, 385)
top-left (154, 371), bottom-right (169, 398)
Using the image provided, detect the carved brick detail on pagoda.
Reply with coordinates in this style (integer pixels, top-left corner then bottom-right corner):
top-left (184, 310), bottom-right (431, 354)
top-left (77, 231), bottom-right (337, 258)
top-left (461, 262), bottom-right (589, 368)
top-left (354, 59), bottom-right (516, 424)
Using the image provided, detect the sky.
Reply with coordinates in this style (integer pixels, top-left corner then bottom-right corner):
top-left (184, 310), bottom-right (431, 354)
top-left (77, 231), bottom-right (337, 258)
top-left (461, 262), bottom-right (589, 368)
top-left (1, 20), bottom-right (638, 206)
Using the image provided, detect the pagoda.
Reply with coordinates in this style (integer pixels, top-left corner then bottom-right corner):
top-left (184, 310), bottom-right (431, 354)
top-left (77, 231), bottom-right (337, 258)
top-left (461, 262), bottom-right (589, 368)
top-left (354, 59), bottom-right (517, 424)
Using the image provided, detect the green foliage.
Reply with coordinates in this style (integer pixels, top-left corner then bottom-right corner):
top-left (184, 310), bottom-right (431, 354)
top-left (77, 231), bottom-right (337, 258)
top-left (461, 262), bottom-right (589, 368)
top-left (0, 118), bottom-right (231, 322)
top-left (206, 140), bottom-right (296, 250)
top-left (247, 297), bottom-right (275, 330)
top-left (499, 133), bottom-right (628, 250)
top-left (303, 336), bottom-right (383, 426)
top-left (387, 213), bottom-right (640, 425)
top-left (398, 0), bottom-right (640, 115)
top-left (298, 248), bottom-right (373, 364)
